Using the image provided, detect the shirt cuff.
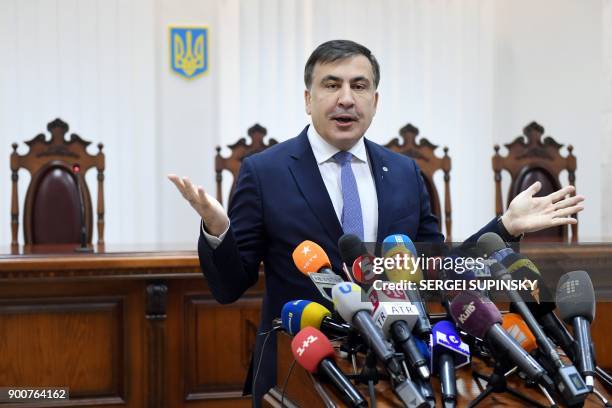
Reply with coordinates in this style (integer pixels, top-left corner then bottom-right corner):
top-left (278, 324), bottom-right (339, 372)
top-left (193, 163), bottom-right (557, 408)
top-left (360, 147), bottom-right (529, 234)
top-left (201, 219), bottom-right (230, 249)
top-left (497, 216), bottom-right (523, 242)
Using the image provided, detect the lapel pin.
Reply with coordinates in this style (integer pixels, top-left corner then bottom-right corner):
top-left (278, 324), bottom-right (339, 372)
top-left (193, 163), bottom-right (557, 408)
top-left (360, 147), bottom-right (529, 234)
top-left (382, 166), bottom-right (388, 172)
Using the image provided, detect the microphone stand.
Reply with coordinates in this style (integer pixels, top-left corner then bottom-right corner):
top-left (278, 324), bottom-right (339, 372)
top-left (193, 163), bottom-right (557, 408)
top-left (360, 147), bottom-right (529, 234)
top-left (470, 361), bottom-right (550, 408)
top-left (591, 386), bottom-right (612, 407)
top-left (345, 349), bottom-right (387, 407)
top-left (73, 165), bottom-right (93, 253)
top-left (596, 366), bottom-right (612, 391)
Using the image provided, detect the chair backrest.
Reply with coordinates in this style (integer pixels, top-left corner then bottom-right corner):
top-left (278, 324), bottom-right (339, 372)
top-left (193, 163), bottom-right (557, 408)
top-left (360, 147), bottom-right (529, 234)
top-left (493, 121), bottom-right (577, 242)
top-left (10, 118), bottom-right (105, 246)
top-left (215, 124), bottom-right (278, 208)
top-left (385, 124), bottom-right (452, 241)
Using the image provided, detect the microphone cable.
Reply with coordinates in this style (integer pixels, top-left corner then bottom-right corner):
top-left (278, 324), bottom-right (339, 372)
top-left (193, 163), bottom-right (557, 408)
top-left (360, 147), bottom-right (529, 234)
top-left (252, 323), bottom-right (283, 397)
top-left (280, 359), bottom-right (297, 407)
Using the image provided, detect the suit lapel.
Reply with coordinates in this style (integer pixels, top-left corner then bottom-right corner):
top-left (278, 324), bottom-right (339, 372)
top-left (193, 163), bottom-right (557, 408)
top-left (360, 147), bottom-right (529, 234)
top-left (365, 139), bottom-right (391, 243)
top-left (288, 128), bottom-right (344, 243)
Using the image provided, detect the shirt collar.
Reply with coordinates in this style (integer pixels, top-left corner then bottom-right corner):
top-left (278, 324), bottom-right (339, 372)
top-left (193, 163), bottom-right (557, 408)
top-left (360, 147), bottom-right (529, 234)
top-left (307, 123), bottom-right (368, 164)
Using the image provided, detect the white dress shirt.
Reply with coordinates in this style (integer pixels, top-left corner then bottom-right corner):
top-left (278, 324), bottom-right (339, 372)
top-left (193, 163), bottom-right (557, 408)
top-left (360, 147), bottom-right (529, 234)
top-left (202, 124), bottom-right (379, 245)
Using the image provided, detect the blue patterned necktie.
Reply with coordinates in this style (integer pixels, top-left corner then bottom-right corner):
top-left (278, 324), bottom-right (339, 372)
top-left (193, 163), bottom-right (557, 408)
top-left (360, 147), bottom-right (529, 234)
top-left (333, 151), bottom-right (364, 240)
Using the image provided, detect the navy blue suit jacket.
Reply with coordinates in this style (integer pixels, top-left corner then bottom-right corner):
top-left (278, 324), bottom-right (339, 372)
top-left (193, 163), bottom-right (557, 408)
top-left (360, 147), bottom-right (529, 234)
top-left (197, 125), bottom-right (504, 402)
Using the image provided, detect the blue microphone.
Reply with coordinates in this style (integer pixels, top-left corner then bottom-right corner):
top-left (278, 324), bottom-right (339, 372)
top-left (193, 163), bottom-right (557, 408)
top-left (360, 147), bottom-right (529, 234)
top-left (382, 233), bottom-right (431, 337)
top-left (280, 300), bottom-right (350, 337)
top-left (430, 320), bottom-right (471, 408)
top-left (383, 233), bottom-right (418, 257)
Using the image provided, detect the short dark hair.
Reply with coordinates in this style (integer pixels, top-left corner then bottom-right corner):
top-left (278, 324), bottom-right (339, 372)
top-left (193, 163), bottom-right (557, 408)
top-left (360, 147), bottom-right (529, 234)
top-left (304, 40), bottom-right (380, 90)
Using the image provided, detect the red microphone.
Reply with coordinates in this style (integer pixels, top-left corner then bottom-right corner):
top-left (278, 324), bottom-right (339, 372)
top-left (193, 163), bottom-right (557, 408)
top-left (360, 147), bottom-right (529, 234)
top-left (351, 254), bottom-right (377, 286)
top-left (291, 327), bottom-right (366, 407)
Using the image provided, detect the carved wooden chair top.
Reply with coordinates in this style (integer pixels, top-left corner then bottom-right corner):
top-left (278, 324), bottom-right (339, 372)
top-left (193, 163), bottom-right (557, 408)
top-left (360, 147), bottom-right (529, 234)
top-left (385, 123), bottom-right (453, 241)
top-left (10, 118), bottom-right (105, 245)
top-left (215, 124), bottom-right (278, 208)
top-left (493, 121), bottom-right (577, 242)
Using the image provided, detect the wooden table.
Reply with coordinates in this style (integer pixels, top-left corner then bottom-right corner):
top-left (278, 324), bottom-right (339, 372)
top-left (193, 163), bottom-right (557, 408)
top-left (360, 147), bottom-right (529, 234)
top-left (0, 244), bottom-right (263, 408)
top-left (0, 243), bottom-right (611, 407)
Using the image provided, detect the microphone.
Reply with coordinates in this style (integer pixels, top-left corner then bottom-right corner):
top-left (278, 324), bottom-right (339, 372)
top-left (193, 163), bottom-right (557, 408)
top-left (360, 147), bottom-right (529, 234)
top-left (383, 234), bottom-right (432, 337)
top-left (502, 313), bottom-right (538, 353)
top-left (430, 320), bottom-right (471, 408)
top-left (383, 233), bottom-right (418, 259)
top-left (478, 233), bottom-right (576, 359)
top-left (504, 252), bottom-right (577, 360)
top-left (369, 290), bottom-right (430, 380)
top-left (331, 282), bottom-right (404, 378)
top-left (351, 254), bottom-right (378, 287)
top-left (72, 164), bottom-right (93, 253)
top-left (291, 327), bottom-right (367, 408)
top-left (293, 240), bottom-right (337, 275)
top-left (292, 240), bottom-right (344, 302)
top-left (337, 284), bottom-right (431, 406)
top-left (332, 282), bottom-right (431, 406)
top-left (338, 234), bottom-right (368, 281)
top-left (557, 270), bottom-right (596, 388)
top-left (449, 290), bottom-right (550, 384)
top-left (281, 300), bottom-right (350, 338)
top-left (477, 233), bottom-right (589, 406)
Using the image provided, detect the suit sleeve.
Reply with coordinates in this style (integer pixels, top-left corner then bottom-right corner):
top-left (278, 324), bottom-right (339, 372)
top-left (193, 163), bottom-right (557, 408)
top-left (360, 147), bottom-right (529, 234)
top-left (413, 161), bottom-right (445, 243)
top-left (197, 157), bottom-right (265, 304)
top-left (464, 217), bottom-right (522, 243)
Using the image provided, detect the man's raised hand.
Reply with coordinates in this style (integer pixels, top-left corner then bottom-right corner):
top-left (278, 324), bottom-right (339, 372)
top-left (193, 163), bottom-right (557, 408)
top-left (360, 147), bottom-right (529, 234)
top-left (167, 174), bottom-right (229, 237)
top-left (501, 181), bottom-right (584, 237)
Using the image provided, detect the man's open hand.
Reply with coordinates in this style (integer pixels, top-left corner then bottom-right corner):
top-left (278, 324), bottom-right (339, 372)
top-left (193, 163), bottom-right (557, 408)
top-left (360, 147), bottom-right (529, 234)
top-left (167, 174), bottom-right (229, 237)
top-left (501, 181), bottom-right (584, 237)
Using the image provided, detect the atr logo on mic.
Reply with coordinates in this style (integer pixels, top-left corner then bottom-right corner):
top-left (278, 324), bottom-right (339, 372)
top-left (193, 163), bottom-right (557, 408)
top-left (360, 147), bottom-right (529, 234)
top-left (296, 335), bottom-right (318, 356)
top-left (457, 301), bottom-right (476, 324)
top-left (561, 279), bottom-right (580, 294)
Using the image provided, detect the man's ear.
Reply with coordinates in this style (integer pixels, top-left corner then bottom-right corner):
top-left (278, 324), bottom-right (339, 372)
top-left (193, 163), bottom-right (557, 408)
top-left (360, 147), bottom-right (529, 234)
top-left (374, 91), bottom-right (379, 111)
top-left (304, 89), bottom-right (312, 115)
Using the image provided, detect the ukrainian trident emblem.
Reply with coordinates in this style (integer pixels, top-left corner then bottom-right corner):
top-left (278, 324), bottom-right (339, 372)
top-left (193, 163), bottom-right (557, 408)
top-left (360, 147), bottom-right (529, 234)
top-left (170, 27), bottom-right (208, 79)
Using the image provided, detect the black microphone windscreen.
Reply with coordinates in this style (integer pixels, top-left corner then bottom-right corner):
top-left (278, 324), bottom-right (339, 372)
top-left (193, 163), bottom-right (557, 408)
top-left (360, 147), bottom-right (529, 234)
top-left (338, 234), bottom-right (367, 266)
top-left (450, 290), bottom-right (502, 339)
top-left (556, 270), bottom-right (595, 323)
top-left (476, 232), bottom-right (506, 257)
top-left (502, 252), bottom-right (556, 313)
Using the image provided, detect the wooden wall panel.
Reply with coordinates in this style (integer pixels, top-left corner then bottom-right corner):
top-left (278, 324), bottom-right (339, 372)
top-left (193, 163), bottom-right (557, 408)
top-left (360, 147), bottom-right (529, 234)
top-left (187, 296), bottom-right (260, 395)
top-left (589, 301), bottom-right (612, 371)
top-left (165, 277), bottom-right (262, 408)
top-left (0, 279), bottom-right (146, 408)
top-left (0, 297), bottom-right (125, 400)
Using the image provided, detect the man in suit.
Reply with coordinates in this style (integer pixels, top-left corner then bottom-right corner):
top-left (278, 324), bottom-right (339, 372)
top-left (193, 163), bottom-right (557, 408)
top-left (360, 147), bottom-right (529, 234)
top-left (168, 40), bottom-right (584, 404)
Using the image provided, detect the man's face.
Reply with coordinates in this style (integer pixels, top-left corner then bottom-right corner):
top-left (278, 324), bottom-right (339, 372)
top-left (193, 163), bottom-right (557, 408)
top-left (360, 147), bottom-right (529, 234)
top-left (305, 55), bottom-right (379, 150)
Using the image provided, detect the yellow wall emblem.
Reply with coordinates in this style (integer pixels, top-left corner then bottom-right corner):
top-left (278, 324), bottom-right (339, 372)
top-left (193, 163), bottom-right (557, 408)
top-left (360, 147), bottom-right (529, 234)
top-left (170, 27), bottom-right (208, 79)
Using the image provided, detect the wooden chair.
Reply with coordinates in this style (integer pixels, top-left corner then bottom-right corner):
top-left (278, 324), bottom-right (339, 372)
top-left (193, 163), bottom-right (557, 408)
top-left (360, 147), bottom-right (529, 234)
top-left (215, 124), bottom-right (278, 208)
top-left (493, 121), bottom-right (577, 242)
top-left (10, 118), bottom-right (105, 246)
top-left (385, 124), bottom-right (453, 241)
